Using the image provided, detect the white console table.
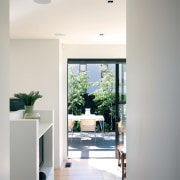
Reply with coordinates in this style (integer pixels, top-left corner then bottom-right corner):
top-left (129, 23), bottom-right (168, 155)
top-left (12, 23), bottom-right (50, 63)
top-left (10, 110), bottom-right (54, 180)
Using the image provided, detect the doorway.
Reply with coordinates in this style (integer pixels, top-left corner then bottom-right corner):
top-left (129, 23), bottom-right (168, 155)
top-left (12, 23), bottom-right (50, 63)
top-left (67, 59), bottom-right (126, 159)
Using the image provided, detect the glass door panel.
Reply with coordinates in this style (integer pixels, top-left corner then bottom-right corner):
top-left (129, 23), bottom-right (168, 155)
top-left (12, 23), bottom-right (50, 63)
top-left (67, 59), bottom-right (126, 158)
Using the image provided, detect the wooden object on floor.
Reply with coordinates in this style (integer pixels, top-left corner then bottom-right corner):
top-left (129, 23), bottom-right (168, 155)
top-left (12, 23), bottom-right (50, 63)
top-left (117, 145), bottom-right (126, 179)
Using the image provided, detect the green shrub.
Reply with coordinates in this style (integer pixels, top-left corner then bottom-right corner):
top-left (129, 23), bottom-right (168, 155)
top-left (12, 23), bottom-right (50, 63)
top-left (104, 122), bottom-right (111, 132)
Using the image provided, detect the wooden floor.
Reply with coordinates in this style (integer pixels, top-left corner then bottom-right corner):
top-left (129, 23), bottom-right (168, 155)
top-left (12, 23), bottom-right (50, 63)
top-left (54, 158), bottom-right (121, 180)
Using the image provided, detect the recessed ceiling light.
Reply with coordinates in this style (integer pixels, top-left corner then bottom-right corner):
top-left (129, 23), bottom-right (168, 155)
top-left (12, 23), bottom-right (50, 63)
top-left (34, 0), bottom-right (51, 4)
top-left (54, 33), bottom-right (65, 37)
top-left (107, 0), bottom-right (113, 3)
top-left (99, 33), bottom-right (104, 36)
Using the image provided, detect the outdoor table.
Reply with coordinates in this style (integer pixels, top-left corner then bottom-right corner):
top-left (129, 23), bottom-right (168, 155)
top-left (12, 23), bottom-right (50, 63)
top-left (68, 114), bottom-right (104, 137)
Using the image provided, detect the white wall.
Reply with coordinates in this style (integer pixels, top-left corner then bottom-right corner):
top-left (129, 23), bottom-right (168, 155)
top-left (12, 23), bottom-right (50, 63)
top-left (0, 1), bottom-right (9, 179)
top-left (10, 41), bottom-right (126, 168)
top-left (127, 1), bottom-right (180, 179)
top-left (60, 44), bottom-right (126, 159)
top-left (10, 39), bottom-right (60, 167)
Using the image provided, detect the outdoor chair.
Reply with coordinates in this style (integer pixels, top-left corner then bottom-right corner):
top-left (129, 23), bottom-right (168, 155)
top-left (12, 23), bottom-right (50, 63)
top-left (117, 145), bottom-right (126, 179)
top-left (68, 119), bottom-right (74, 142)
top-left (80, 119), bottom-right (96, 142)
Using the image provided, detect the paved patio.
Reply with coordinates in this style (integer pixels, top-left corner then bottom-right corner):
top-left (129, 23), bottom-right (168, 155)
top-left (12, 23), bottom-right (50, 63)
top-left (68, 132), bottom-right (117, 159)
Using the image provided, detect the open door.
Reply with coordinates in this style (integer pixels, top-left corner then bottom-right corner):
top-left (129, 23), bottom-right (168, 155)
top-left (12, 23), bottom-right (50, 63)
top-left (67, 59), bottom-right (126, 159)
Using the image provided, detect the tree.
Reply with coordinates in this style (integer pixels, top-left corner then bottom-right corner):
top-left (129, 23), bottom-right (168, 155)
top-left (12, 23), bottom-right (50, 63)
top-left (68, 66), bottom-right (89, 115)
top-left (90, 64), bottom-right (115, 130)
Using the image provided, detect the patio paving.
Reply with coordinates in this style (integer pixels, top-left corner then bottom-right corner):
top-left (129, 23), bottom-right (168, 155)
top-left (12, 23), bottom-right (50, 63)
top-left (68, 132), bottom-right (117, 159)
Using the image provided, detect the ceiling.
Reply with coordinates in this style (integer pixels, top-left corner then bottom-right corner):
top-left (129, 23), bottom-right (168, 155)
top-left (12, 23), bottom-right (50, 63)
top-left (10, 0), bottom-right (126, 45)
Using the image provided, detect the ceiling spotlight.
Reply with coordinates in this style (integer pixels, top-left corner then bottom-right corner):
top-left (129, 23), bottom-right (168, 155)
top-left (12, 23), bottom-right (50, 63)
top-left (34, 0), bottom-right (51, 4)
top-left (107, 0), bottom-right (113, 3)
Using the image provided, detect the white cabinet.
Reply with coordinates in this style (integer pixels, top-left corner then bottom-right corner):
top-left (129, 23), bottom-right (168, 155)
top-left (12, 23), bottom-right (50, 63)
top-left (10, 110), bottom-right (54, 180)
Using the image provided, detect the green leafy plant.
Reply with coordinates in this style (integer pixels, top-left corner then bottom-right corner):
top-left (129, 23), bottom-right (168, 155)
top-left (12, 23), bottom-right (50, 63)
top-left (104, 122), bottom-right (111, 132)
top-left (90, 65), bottom-right (115, 129)
top-left (14, 91), bottom-right (43, 106)
top-left (73, 121), bottom-right (80, 132)
top-left (68, 66), bottom-right (90, 115)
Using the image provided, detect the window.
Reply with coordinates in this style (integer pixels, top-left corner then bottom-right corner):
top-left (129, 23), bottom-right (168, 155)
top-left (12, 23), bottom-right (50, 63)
top-left (79, 64), bottom-right (87, 72)
top-left (100, 64), bottom-right (108, 78)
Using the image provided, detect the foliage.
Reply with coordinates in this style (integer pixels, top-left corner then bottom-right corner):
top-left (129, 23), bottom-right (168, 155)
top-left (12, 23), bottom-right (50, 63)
top-left (90, 65), bottom-right (116, 128)
top-left (104, 122), bottom-right (111, 132)
top-left (14, 91), bottom-right (43, 106)
top-left (68, 64), bottom-right (126, 131)
top-left (68, 66), bottom-right (90, 115)
top-left (73, 121), bottom-right (80, 132)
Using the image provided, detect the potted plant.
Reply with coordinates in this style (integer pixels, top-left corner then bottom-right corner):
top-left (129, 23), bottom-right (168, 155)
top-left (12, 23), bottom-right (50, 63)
top-left (14, 91), bottom-right (43, 119)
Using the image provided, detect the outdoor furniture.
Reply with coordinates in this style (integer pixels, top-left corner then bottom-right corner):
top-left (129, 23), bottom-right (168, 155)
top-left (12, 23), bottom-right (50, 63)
top-left (118, 121), bottom-right (126, 145)
top-left (80, 119), bottom-right (97, 142)
top-left (117, 145), bottom-right (126, 179)
top-left (68, 119), bottom-right (74, 141)
top-left (68, 114), bottom-right (104, 137)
